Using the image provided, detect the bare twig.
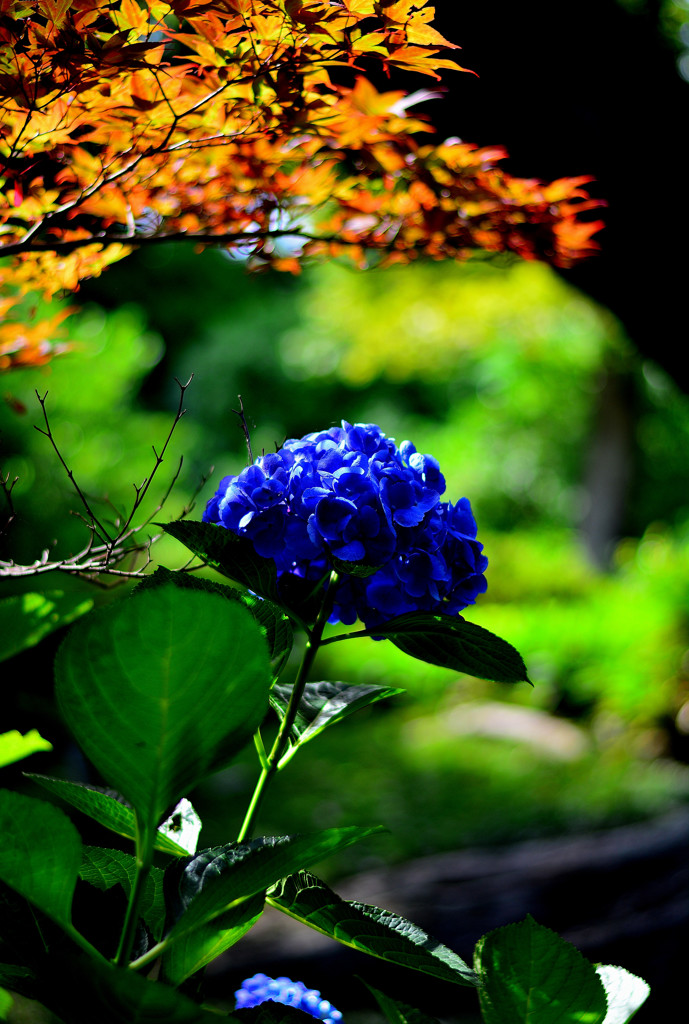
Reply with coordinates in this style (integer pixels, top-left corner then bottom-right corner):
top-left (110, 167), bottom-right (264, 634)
top-left (173, 464), bottom-right (214, 522)
top-left (116, 375), bottom-right (192, 540)
top-left (233, 395), bottom-right (254, 465)
top-left (1, 471), bottom-right (18, 538)
top-left (0, 378), bottom-right (201, 582)
top-left (34, 390), bottom-right (113, 546)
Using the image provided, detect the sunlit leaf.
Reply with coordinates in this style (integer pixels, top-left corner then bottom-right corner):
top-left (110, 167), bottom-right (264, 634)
top-left (55, 585), bottom-right (272, 831)
top-left (596, 965), bottom-right (650, 1024)
top-left (0, 592), bottom-right (93, 663)
top-left (0, 0), bottom-right (601, 369)
top-left (166, 827), bottom-right (382, 944)
top-left (159, 799), bottom-right (203, 856)
top-left (161, 892), bottom-right (264, 984)
top-left (270, 680), bottom-right (404, 747)
top-left (27, 776), bottom-right (188, 857)
top-left (267, 871), bottom-right (477, 986)
top-left (474, 916), bottom-right (607, 1024)
top-left (0, 730), bottom-right (52, 769)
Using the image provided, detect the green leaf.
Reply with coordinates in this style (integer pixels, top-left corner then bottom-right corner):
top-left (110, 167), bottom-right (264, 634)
top-left (0, 729), bottom-right (52, 769)
top-left (167, 827), bottom-right (382, 945)
top-left (45, 951), bottom-right (227, 1024)
top-left (161, 521), bottom-right (325, 625)
top-left (364, 612), bottom-right (530, 683)
top-left (267, 871), bottom-right (477, 987)
top-left (0, 591), bottom-right (93, 663)
top-left (0, 790), bottom-right (81, 927)
top-left (331, 557), bottom-right (382, 578)
top-left (0, 966), bottom-right (34, 995)
top-left (55, 585), bottom-right (272, 832)
top-left (596, 965), bottom-right (650, 1024)
top-left (27, 776), bottom-right (188, 857)
top-left (236, 1006), bottom-right (321, 1024)
top-left (135, 567), bottom-right (293, 676)
top-left (161, 521), bottom-right (281, 604)
top-left (363, 981), bottom-right (442, 1024)
top-left (270, 681), bottom-right (404, 747)
top-left (79, 847), bottom-right (166, 941)
top-left (159, 798), bottom-right (202, 855)
top-left (0, 985), bottom-right (13, 1021)
top-left (474, 916), bottom-right (607, 1024)
top-left (161, 892), bottom-right (264, 984)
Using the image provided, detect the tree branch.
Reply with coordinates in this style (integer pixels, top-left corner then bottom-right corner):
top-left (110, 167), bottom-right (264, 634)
top-left (0, 379), bottom-right (197, 582)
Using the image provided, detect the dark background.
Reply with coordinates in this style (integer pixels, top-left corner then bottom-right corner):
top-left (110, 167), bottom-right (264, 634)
top-left (400, 0), bottom-right (688, 391)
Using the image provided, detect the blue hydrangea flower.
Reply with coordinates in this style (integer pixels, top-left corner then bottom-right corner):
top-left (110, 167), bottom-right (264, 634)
top-left (204, 422), bottom-right (487, 629)
top-left (235, 973), bottom-right (343, 1024)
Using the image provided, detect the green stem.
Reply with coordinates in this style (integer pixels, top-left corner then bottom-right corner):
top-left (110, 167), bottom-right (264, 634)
top-left (114, 814), bottom-right (154, 967)
top-left (128, 937), bottom-right (168, 972)
top-left (236, 571), bottom-right (339, 842)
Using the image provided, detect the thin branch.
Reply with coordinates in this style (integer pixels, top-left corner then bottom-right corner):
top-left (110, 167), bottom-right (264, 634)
top-left (1, 471), bottom-right (18, 538)
top-left (34, 390), bottom-right (113, 546)
top-left (174, 463), bottom-right (214, 522)
top-left (115, 375), bottom-right (192, 538)
top-left (0, 378), bottom-right (202, 582)
top-left (233, 395), bottom-right (254, 465)
top-left (0, 226), bottom-right (336, 259)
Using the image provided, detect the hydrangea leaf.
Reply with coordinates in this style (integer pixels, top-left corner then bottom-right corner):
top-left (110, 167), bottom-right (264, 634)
top-left (161, 893), bottom-right (264, 985)
top-left (27, 776), bottom-right (188, 857)
top-left (474, 916), bottom-right (607, 1024)
top-left (270, 681), bottom-right (404, 747)
top-left (364, 612), bottom-right (530, 683)
top-left (55, 585), bottom-right (272, 833)
top-left (166, 828), bottom-right (383, 945)
top-left (596, 965), bottom-right (650, 1024)
top-left (267, 870), bottom-right (477, 987)
top-left (235, 1006), bottom-right (323, 1024)
top-left (0, 730), bottom-right (52, 769)
top-left (331, 557), bottom-right (383, 578)
top-left (0, 985), bottom-right (13, 1019)
top-left (0, 790), bottom-right (81, 928)
top-left (161, 522), bottom-right (282, 604)
top-left (44, 951), bottom-right (226, 1024)
top-left (159, 799), bottom-right (203, 856)
top-left (363, 981), bottom-right (442, 1024)
top-left (0, 592), bottom-right (93, 663)
top-left (161, 521), bottom-right (324, 625)
top-left (135, 567), bottom-right (293, 675)
top-left (79, 847), bottom-right (166, 942)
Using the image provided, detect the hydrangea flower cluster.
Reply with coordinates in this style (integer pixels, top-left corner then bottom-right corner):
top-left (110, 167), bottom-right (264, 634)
top-left (204, 422), bottom-right (488, 629)
top-left (235, 974), bottom-right (342, 1024)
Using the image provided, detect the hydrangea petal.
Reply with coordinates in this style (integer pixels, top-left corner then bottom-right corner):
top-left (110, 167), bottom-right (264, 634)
top-left (203, 421), bottom-right (487, 628)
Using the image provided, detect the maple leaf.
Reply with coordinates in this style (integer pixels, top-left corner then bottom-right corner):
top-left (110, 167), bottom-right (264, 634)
top-left (0, 0), bottom-right (603, 368)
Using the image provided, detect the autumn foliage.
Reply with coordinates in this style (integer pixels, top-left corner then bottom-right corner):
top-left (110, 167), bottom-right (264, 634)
top-left (0, 0), bottom-right (604, 369)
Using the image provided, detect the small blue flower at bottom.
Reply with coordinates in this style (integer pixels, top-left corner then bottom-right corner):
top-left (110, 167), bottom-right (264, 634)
top-left (235, 974), bottom-right (343, 1024)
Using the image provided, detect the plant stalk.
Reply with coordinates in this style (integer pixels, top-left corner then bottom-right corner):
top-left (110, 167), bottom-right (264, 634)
top-left (236, 571), bottom-right (338, 841)
top-left (114, 814), bottom-right (154, 967)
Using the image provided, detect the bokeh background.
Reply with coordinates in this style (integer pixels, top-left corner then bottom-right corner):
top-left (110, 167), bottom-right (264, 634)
top-left (2, 1), bottom-right (688, 1021)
